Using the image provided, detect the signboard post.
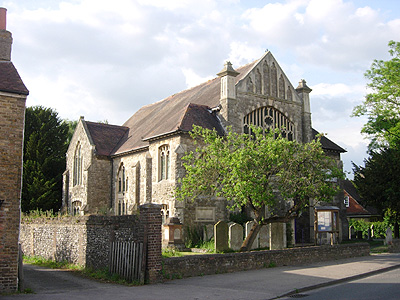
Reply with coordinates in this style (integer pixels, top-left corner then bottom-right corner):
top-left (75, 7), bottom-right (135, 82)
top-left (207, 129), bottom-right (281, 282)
top-left (314, 206), bottom-right (339, 245)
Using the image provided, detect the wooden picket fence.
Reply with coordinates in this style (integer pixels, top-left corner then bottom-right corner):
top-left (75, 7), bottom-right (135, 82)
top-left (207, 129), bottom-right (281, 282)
top-left (109, 241), bottom-right (145, 284)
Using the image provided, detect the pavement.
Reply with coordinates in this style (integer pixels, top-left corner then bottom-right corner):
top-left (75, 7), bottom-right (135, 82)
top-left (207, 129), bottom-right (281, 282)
top-left (2, 253), bottom-right (400, 300)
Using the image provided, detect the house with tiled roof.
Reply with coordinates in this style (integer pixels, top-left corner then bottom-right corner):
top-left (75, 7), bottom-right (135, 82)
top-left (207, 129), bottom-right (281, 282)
top-left (62, 51), bottom-right (347, 244)
top-left (343, 180), bottom-right (380, 222)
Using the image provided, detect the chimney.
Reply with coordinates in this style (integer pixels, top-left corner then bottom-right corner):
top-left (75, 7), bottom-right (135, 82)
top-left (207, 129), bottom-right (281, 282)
top-left (0, 7), bottom-right (13, 61)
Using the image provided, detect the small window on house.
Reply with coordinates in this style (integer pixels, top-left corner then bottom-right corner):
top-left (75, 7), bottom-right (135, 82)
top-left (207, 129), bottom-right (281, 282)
top-left (344, 196), bottom-right (350, 208)
top-left (73, 143), bottom-right (83, 186)
top-left (159, 145), bottom-right (170, 181)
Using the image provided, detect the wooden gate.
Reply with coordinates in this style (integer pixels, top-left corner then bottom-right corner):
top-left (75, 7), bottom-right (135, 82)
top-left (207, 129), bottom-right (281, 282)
top-left (109, 241), bottom-right (144, 283)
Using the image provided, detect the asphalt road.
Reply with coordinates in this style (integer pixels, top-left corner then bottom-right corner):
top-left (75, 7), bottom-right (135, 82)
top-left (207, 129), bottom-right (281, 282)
top-left (3, 254), bottom-right (400, 300)
top-left (279, 268), bottom-right (400, 300)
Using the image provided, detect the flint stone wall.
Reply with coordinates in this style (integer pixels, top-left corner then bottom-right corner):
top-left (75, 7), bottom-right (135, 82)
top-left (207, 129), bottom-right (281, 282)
top-left (20, 204), bottom-right (162, 282)
top-left (162, 243), bottom-right (370, 279)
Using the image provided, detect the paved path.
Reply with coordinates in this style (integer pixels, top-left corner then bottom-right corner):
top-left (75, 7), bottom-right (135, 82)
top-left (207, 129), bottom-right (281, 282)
top-left (3, 253), bottom-right (400, 300)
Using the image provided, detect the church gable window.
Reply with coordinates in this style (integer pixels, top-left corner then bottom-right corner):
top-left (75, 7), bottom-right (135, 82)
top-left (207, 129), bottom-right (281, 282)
top-left (73, 143), bottom-right (83, 186)
top-left (246, 77), bottom-right (254, 93)
top-left (243, 106), bottom-right (295, 141)
top-left (271, 63), bottom-right (278, 97)
top-left (159, 145), bottom-right (170, 181)
top-left (287, 86), bottom-right (292, 101)
top-left (255, 69), bottom-right (262, 94)
top-left (279, 74), bottom-right (285, 99)
top-left (263, 61), bottom-right (270, 96)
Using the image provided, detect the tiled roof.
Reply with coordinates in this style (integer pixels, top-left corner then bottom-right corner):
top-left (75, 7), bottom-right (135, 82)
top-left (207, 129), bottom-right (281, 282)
top-left (178, 103), bottom-right (225, 136)
top-left (343, 180), bottom-right (378, 216)
top-left (346, 196), bottom-right (371, 215)
top-left (312, 129), bottom-right (346, 153)
top-left (0, 61), bottom-right (29, 95)
top-left (85, 121), bottom-right (128, 156)
top-left (112, 61), bottom-right (256, 155)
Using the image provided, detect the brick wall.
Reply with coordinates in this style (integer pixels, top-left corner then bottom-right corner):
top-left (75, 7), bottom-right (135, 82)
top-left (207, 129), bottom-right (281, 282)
top-left (20, 203), bottom-right (162, 283)
top-left (0, 92), bottom-right (27, 293)
top-left (162, 243), bottom-right (370, 279)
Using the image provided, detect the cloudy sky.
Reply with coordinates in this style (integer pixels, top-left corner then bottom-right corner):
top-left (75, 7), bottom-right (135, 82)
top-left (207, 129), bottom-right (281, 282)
top-left (2, 0), bottom-right (399, 178)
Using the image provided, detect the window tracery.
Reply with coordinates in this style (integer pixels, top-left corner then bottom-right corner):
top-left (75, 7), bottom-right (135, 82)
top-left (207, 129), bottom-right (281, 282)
top-left (243, 106), bottom-right (295, 141)
top-left (159, 145), bottom-right (170, 180)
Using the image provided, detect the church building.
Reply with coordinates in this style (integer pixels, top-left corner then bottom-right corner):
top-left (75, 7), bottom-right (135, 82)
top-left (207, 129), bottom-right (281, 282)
top-left (62, 51), bottom-right (347, 244)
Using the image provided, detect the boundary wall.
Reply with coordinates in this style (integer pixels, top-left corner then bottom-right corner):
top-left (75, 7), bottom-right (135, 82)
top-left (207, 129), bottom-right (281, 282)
top-left (20, 203), bottom-right (162, 283)
top-left (162, 243), bottom-right (370, 279)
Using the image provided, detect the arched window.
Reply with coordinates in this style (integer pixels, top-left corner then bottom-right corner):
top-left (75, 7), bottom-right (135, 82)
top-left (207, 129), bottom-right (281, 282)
top-left (243, 106), bottom-right (295, 141)
top-left (279, 74), bottom-right (285, 99)
top-left (118, 164), bottom-right (127, 193)
top-left (287, 86), bottom-right (292, 101)
top-left (159, 145), bottom-right (170, 180)
top-left (263, 61), bottom-right (270, 95)
top-left (271, 63), bottom-right (278, 97)
top-left (72, 200), bottom-right (82, 216)
top-left (255, 69), bottom-right (262, 94)
top-left (73, 143), bottom-right (82, 186)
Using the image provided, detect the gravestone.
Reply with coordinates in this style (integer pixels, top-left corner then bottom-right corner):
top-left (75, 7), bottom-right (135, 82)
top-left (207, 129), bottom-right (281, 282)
top-left (246, 221), bottom-right (259, 249)
top-left (259, 224), bottom-right (270, 249)
top-left (229, 223), bottom-right (243, 251)
top-left (385, 227), bottom-right (393, 245)
top-left (270, 222), bottom-right (286, 250)
top-left (214, 221), bottom-right (229, 252)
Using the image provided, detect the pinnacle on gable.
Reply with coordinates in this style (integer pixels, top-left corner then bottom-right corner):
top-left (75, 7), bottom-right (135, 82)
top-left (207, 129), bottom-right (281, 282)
top-left (217, 61), bottom-right (240, 77)
top-left (296, 79), bottom-right (312, 93)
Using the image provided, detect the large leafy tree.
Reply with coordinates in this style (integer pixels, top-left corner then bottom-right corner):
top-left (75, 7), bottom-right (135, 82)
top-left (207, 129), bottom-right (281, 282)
top-left (352, 40), bottom-right (400, 149)
top-left (176, 126), bottom-right (343, 251)
top-left (353, 148), bottom-right (400, 236)
top-left (22, 106), bottom-right (69, 212)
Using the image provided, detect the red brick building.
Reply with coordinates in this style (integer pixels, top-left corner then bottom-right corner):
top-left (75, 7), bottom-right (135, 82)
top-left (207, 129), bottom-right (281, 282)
top-left (0, 7), bottom-right (29, 293)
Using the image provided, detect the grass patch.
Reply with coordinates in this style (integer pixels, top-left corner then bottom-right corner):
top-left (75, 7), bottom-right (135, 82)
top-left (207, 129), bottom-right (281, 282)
top-left (162, 247), bottom-right (184, 258)
top-left (23, 255), bottom-right (141, 285)
top-left (341, 239), bottom-right (388, 253)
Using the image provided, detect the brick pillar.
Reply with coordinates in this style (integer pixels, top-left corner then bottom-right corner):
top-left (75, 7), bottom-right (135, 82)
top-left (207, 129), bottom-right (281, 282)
top-left (139, 203), bottom-right (162, 283)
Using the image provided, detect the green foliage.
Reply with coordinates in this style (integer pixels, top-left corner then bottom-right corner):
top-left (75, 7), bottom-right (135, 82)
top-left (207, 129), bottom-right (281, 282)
top-left (348, 219), bottom-right (390, 239)
top-left (176, 126), bottom-right (343, 224)
top-left (22, 106), bottom-right (69, 212)
top-left (184, 226), bottom-right (203, 248)
top-left (352, 40), bottom-right (400, 149)
top-left (176, 125), bottom-right (343, 251)
top-left (229, 210), bottom-right (252, 226)
top-left (353, 148), bottom-right (400, 220)
top-left (162, 247), bottom-right (184, 258)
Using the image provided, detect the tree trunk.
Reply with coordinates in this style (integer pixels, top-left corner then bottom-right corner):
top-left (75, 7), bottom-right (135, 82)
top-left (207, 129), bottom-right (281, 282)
top-left (239, 220), bottom-right (262, 252)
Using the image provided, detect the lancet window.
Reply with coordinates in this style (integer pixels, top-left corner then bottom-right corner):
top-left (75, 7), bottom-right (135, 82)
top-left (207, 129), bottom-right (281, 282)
top-left (159, 145), bottom-right (170, 181)
top-left (73, 143), bottom-right (83, 186)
